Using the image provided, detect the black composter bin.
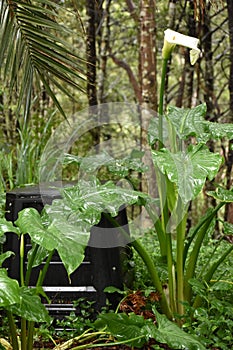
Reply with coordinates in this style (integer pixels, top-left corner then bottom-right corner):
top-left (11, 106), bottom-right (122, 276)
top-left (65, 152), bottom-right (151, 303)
top-left (4, 185), bottom-right (133, 319)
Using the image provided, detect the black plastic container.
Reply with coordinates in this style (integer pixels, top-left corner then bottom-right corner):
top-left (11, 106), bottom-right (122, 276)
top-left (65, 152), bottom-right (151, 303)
top-left (4, 185), bottom-right (133, 318)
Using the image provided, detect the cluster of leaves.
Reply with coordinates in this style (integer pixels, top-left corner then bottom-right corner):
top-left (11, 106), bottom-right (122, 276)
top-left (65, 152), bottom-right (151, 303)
top-left (184, 279), bottom-right (233, 350)
top-left (0, 0), bottom-right (86, 118)
top-left (93, 307), bottom-right (205, 350)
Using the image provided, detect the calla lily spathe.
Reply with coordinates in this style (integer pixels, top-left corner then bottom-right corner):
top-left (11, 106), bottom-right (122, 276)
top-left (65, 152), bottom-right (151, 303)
top-left (162, 29), bottom-right (201, 65)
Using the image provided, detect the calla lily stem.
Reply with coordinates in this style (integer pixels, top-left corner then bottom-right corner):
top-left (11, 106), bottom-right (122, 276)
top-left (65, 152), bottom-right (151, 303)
top-left (158, 57), bottom-right (169, 149)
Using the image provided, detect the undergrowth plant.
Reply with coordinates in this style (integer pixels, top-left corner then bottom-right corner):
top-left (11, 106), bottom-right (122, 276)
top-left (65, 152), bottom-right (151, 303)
top-left (0, 29), bottom-right (233, 350)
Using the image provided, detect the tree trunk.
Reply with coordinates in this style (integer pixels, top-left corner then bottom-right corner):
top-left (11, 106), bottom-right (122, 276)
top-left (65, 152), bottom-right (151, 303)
top-left (225, 0), bottom-right (233, 223)
top-left (202, 0), bottom-right (216, 121)
top-left (176, 0), bottom-right (196, 108)
top-left (86, 0), bottom-right (100, 148)
top-left (139, 0), bottom-right (157, 111)
top-left (98, 0), bottom-right (112, 104)
top-left (86, 0), bottom-right (98, 107)
top-left (138, 0), bottom-right (157, 214)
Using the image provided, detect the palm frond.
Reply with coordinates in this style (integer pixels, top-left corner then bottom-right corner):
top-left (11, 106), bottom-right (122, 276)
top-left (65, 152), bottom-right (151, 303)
top-left (0, 0), bottom-right (86, 119)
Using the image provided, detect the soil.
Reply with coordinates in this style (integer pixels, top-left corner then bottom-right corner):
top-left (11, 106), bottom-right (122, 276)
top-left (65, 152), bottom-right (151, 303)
top-left (33, 339), bottom-right (173, 349)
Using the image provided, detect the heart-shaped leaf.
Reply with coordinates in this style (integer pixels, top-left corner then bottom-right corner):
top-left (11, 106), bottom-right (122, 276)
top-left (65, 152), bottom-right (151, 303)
top-left (94, 312), bottom-right (147, 348)
top-left (166, 104), bottom-right (208, 141)
top-left (7, 286), bottom-right (50, 323)
top-left (16, 207), bottom-right (89, 276)
top-left (152, 145), bottom-right (222, 204)
top-left (0, 269), bottom-right (20, 307)
top-left (152, 308), bottom-right (205, 350)
top-left (167, 104), bottom-right (233, 141)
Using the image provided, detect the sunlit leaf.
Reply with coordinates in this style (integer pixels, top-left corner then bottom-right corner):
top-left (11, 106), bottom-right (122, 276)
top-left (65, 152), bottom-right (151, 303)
top-left (207, 187), bottom-right (233, 202)
top-left (152, 308), bottom-right (205, 350)
top-left (0, 269), bottom-right (20, 307)
top-left (166, 104), bottom-right (208, 141)
top-left (152, 145), bottom-right (222, 203)
top-left (0, 218), bottom-right (21, 236)
top-left (15, 207), bottom-right (89, 276)
top-left (63, 149), bottom-right (147, 177)
top-left (58, 177), bottom-right (146, 217)
top-left (7, 286), bottom-right (50, 323)
top-left (167, 104), bottom-right (233, 141)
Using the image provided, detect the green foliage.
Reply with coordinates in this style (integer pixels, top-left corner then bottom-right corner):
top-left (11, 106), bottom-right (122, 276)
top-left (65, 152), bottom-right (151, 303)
top-left (64, 149), bottom-right (147, 179)
top-left (0, 176), bottom-right (145, 349)
top-left (7, 287), bottom-right (51, 323)
top-left (152, 144), bottom-right (222, 203)
top-left (94, 308), bottom-right (205, 349)
top-left (0, 0), bottom-right (86, 118)
top-left (0, 269), bottom-right (20, 306)
top-left (184, 279), bottom-right (233, 349)
top-left (166, 104), bottom-right (233, 142)
top-left (15, 207), bottom-right (89, 276)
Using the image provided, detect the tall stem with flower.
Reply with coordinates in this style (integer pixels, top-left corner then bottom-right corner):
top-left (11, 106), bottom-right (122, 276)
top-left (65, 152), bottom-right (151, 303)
top-left (131, 29), bottom-right (233, 323)
top-left (154, 29), bottom-right (200, 318)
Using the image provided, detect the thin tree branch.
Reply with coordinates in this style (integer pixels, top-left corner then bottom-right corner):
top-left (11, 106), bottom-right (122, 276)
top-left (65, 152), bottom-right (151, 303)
top-left (125, 0), bottom-right (138, 22)
top-left (110, 54), bottom-right (142, 103)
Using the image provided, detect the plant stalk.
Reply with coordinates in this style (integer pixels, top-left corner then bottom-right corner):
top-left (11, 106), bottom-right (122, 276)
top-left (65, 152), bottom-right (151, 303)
top-left (20, 234), bottom-right (25, 287)
top-left (183, 203), bottom-right (224, 266)
top-left (132, 239), bottom-right (172, 320)
top-left (158, 58), bottom-right (169, 149)
top-left (21, 318), bottom-right (27, 350)
top-left (70, 335), bottom-right (145, 350)
top-left (184, 216), bottom-right (213, 303)
top-left (166, 232), bottom-right (176, 314)
top-left (6, 311), bottom-right (19, 350)
top-left (144, 202), bottom-right (167, 257)
top-left (27, 322), bottom-right (35, 350)
top-left (25, 244), bottom-right (40, 286)
top-left (36, 249), bottom-right (54, 287)
top-left (26, 250), bottom-right (54, 350)
top-left (176, 202), bottom-right (187, 317)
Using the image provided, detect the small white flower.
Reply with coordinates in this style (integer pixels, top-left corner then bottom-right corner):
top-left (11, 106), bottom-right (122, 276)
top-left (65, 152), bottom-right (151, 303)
top-left (162, 29), bottom-right (201, 65)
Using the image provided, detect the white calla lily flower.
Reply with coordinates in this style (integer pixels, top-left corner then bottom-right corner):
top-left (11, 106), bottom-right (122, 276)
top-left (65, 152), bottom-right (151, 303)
top-left (162, 29), bottom-right (201, 65)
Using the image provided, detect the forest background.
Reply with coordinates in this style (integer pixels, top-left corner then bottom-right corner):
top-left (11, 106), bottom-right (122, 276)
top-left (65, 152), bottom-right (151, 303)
top-left (0, 0), bottom-right (232, 223)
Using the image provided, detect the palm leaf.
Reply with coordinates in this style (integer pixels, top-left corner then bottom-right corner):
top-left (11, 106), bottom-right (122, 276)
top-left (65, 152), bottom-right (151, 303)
top-left (0, 0), bottom-right (86, 118)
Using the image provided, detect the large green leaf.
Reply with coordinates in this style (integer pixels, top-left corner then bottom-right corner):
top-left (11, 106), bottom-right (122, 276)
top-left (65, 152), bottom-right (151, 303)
top-left (167, 104), bottom-right (233, 141)
top-left (94, 311), bottom-right (205, 350)
top-left (107, 149), bottom-right (148, 176)
top-left (94, 312), bottom-right (148, 348)
top-left (207, 122), bottom-right (233, 140)
top-left (58, 177), bottom-right (146, 217)
top-left (7, 286), bottom-right (50, 323)
top-left (15, 207), bottom-right (89, 276)
top-left (166, 104), bottom-right (208, 141)
top-left (152, 309), bottom-right (205, 350)
top-left (152, 145), bottom-right (222, 203)
top-left (15, 178), bottom-right (145, 275)
top-left (0, 269), bottom-right (20, 307)
top-left (63, 149), bottom-right (147, 177)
